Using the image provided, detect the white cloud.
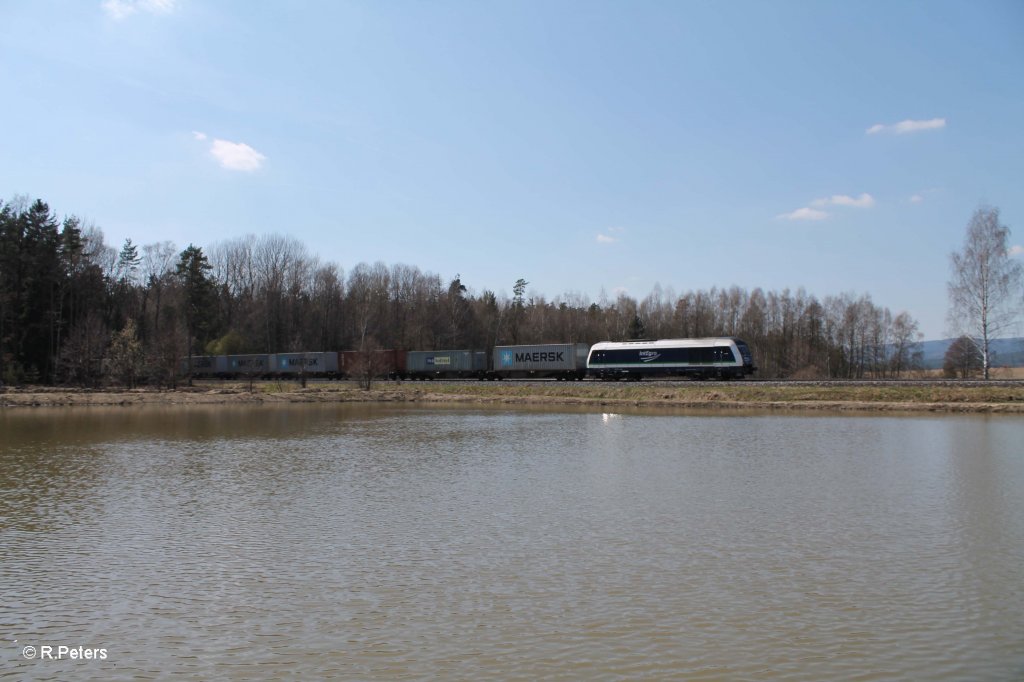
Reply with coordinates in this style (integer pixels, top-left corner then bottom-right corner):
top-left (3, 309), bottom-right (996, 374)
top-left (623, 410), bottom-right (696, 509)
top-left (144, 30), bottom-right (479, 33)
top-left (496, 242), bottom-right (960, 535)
top-left (909, 188), bottom-right (940, 204)
top-left (102, 0), bottom-right (177, 20)
top-left (192, 131), bottom-right (207, 141)
top-left (811, 193), bottom-right (875, 209)
top-left (209, 139), bottom-right (267, 172)
top-left (596, 226), bottom-right (624, 244)
top-left (777, 207), bottom-right (829, 221)
top-left (1009, 245), bottom-right (1024, 257)
top-left (866, 118), bottom-right (946, 135)
top-left (782, 192), bottom-right (874, 220)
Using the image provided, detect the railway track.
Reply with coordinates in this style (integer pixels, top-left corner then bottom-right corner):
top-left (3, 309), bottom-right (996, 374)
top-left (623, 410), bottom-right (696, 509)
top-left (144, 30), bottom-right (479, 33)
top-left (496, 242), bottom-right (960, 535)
top-left (382, 377), bottom-right (1024, 388)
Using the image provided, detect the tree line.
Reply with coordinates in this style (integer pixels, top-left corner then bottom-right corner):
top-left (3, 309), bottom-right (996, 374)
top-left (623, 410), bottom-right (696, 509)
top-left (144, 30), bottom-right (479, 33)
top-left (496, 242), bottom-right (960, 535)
top-left (1, 194), bottom-right (930, 386)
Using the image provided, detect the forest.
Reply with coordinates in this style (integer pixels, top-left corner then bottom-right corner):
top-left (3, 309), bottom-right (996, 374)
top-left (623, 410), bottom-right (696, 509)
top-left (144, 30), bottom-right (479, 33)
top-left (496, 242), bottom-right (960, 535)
top-left (0, 196), bottom-right (924, 386)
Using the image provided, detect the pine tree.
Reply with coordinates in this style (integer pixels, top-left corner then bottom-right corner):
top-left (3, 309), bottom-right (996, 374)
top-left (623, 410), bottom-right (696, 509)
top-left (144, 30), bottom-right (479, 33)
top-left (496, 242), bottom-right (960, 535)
top-left (176, 244), bottom-right (216, 383)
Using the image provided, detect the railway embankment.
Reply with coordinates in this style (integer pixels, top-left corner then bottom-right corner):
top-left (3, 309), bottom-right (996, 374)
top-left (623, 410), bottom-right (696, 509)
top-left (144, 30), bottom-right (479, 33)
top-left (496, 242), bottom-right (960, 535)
top-left (2, 381), bottom-right (1023, 413)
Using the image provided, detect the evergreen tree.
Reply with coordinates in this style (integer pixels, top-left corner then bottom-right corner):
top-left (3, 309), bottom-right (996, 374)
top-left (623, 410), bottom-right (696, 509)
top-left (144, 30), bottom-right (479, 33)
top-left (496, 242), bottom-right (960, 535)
top-left (628, 314), bottom-right (646, 339)
top-left (510, 278), bottom-right (528, 344)
top-left (176, 244), bottom-right (216, 382)
top-left (117, 238), bottom-right (141, 284)
top-left (0, 201), bottom-right (20, 382)
top-left (18, 200), bottom-right (62, 381)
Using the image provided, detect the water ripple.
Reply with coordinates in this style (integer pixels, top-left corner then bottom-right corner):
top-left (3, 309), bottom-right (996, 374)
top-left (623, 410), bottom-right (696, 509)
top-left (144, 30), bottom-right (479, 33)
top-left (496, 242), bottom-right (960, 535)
top-left (2, 406), bottom-right (1022, 680)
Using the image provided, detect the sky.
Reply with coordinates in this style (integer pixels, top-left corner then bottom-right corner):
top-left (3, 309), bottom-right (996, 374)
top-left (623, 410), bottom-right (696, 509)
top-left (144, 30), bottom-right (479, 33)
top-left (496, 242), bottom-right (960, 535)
top-left (2, 0), bottom-right (1022, 340)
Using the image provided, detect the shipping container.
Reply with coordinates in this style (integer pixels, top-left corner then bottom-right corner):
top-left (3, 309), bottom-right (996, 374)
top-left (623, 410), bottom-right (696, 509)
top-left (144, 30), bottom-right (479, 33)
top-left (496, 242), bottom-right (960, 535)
top-left (492, 343), bottom-right (589, 380)
top-left (339, 349), bottom-right (407, 378)
top-left (225, 354), bottom-right (271, 375)
top-left (270, 352), bottom-right (339, 375)
top-left (180, 355), bottom-right (226, 376)
top-left (405, 350), bottom-right (487, 379)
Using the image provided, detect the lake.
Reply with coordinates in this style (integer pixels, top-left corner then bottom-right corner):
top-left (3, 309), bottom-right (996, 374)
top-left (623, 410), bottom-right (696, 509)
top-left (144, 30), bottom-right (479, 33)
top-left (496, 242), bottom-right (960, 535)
top-left (2, 405), bottom-right (1022, 680)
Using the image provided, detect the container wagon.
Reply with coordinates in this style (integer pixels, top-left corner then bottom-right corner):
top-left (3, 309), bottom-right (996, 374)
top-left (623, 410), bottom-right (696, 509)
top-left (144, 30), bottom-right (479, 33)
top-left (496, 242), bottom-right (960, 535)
top-left (225, 354), bottom-right (271, 377)
top-left (587, 337), bottom-right (756, 380)
top-left (491, 343), bottom-right (589, 380)
top-left (405, 350), bottom-right (487, 380)
top-left (270, 352), bottom-right (339, 377)
top-left (181, 355), bottom-right (224, 377)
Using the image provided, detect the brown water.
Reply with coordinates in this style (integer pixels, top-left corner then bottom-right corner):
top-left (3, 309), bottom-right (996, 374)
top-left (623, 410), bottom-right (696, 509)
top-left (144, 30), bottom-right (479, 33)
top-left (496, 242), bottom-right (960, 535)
top-left (1, 405), bottom-right (1022, 681)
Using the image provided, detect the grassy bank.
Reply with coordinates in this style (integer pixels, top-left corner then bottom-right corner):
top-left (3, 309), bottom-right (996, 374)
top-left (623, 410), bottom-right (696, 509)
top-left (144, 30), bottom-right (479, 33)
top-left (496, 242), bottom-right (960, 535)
top-left (2, 380), bottom-right (1023, 413)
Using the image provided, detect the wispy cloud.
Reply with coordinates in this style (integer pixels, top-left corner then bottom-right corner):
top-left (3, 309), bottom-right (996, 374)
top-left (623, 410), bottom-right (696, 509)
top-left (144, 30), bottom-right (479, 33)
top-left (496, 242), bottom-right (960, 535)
top-left (810, 193), bottom-right (875, 209)
top-left (777, 207), bottom-right (829, 221)
top-left (194, 132), bottom-right (267, 172)
top-left (1009, 245), bottom-right (1024, 257)
top-left (780, 191), bottom-right (877, 221)
top-left (596, 227), bottom-right (624, 244)
top-left (909, 188), bottom-right (940, 204)
top-left (102, 0), bottom-right (177, 20)
top-left (866, 118), bottom-right (946, 135)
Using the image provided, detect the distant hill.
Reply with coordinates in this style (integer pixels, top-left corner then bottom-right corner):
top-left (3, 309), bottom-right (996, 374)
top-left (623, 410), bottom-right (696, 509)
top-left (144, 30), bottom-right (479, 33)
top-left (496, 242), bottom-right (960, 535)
top-left (919, 338), bottom-right (1024, 369)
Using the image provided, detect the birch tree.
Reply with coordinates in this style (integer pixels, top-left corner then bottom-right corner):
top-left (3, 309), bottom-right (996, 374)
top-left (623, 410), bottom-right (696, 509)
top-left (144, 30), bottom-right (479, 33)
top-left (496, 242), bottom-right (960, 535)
top-left (948, 207), bottom-right (1024, 379)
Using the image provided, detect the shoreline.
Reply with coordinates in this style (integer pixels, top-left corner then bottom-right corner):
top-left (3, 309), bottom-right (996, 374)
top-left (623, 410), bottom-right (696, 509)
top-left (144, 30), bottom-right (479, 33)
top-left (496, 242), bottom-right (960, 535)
top-left (2, 382), bottom-right (1023, 414)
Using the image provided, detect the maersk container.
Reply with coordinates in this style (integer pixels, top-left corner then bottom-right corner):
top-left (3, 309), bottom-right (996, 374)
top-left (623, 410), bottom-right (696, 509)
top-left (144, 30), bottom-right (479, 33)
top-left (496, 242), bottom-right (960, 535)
top-left (405, 350), bottom-right (487, 378)
top-left (181, 355), bottom-right (225, 376)
top-left (492, 343), bottom-right (589, 380)
top-left (271, 352), bottom-right (339, 375)
top-left (225, 354), bottom-right (271, 375)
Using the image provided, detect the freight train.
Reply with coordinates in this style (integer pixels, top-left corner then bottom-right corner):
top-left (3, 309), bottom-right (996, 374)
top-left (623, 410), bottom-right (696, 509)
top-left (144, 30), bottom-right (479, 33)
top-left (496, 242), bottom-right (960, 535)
top-left (182, 338), bottom-right (756, 381)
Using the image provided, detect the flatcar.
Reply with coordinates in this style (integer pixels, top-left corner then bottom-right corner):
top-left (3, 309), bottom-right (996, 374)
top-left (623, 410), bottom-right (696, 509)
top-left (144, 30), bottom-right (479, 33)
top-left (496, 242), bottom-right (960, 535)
top-left (587, 337), bottom-right (755, 380)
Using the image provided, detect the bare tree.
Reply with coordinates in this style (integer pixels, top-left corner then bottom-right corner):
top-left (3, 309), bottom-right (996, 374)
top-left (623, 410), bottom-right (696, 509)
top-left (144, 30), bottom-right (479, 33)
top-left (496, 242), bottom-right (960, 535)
top-left (943, 336), bottom-right (982, 379)
top-left (889, 312), bottom-right (923, 378)
top-left (948, 207), bottom-right (1024, 379)
top-left (59, 311), bottom-right (108, 387)
top-left (349, 337), bottom-right (391, 390)
top-left (108, 319), bottom-right (144, 387)
top-left (253, 234), bottom-right (309, 351)
top-left (141, 240), bottom-right (177, 347)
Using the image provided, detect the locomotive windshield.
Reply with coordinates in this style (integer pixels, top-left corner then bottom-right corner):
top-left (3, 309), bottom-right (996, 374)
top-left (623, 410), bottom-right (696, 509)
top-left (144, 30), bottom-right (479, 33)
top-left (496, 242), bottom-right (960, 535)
top-left (734, 339), bottom-right (753, 365)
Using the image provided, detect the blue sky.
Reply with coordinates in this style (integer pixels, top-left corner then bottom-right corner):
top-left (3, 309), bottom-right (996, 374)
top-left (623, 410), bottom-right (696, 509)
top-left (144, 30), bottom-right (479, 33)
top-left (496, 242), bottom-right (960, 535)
top-left (2, 0), bottom-right (1022, 340)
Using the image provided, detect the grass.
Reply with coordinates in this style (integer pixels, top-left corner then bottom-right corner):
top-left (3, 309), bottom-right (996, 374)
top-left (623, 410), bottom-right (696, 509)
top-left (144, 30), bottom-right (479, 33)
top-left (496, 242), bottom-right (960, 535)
top-left (5, 379), bottom-right (1023, 412)
top-left (206, 378), bottom-right (1023, 411)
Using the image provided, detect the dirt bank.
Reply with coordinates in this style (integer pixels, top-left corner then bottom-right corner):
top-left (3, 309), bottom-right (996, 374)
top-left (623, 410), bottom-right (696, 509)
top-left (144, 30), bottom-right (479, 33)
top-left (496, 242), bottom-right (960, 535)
top-left (2, 382), bottom-right (1023, 414)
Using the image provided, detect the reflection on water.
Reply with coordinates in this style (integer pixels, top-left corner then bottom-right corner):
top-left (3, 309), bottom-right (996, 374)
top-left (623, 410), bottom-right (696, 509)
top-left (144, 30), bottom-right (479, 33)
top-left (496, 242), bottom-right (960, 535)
top-left (2, 404), bottom-right (1023, 680)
